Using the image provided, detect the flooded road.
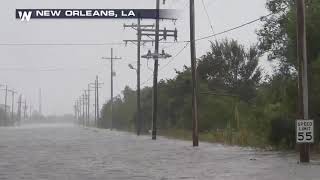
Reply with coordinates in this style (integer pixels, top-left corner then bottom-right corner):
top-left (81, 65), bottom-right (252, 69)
top-left (0, 123), bottom-right (319, 180)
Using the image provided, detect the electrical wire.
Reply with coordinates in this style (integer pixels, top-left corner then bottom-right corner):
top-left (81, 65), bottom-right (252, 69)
top-left (0, 11), bottom-right (281, 47)
top-left (194, 12), bottom-right (275, 42)
top-left (141, 11), bottom-right (280, 44)
top-left (0, 67), bottom-right (101, 72)
top-left (200, 0), bottom-right (215, 34)
top-left (159, 42), bottom-right (189, 71)
top-left (139, 8), bottom-right (285, 87)
top-left (141, 42), bottom-right (189, 86)
top-left (0, 43), bottom-right (125, 46)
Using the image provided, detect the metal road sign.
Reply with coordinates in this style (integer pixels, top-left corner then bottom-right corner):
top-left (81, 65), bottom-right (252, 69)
top-left (296, 119), bottom-right (314, 143)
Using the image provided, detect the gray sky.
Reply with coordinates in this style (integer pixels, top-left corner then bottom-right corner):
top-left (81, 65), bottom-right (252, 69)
top-left (0, 0), bottom-right (270, 115)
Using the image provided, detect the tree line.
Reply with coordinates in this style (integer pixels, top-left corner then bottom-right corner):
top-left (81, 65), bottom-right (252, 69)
top-left (98, 0), bottom-right (320, 149)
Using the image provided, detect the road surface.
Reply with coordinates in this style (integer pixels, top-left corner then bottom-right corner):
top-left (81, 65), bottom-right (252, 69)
top-left (0, 122), bottom-right (319, 180)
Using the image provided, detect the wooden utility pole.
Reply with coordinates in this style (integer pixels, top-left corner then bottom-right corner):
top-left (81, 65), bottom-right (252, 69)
top-left (110, 49), bottom-right (114, 130)
top-left (74, 102), bottom-right (77, 122)
top-left (82, 94), bottom-right (85, 125)
top-left (96, 76), bottom-right (100, 127)
top-left (83, 90), bottom-right (88, 126)
top-left (23, 99), bottom-right (27, 120)
top-left (190, 0), bottom-right (199, 146)
top-left (39, 88), bottom-right (42, 116)
top-left (8, 90), bottom-right (17, 124)
top-left (29, 104), bottom-right (32, 120)
top-left (89, 76), bottom-right (103, 127)
top-left (296, 0), bottom-right (310, 163)
top-left (94, 76), bottom-right (103, 127)
top-left (152, 0), bottom-right (161, 140)
top-left (74, 100), bottom-right (80, 122)
top-left (137, 17), bottom-right (142, 136)
top-left (76, 100), bottom-right (79, 124)
top-left (4, 85), bottom-right (8, 125)
top-left (0, 86), bottom-right (15, 125)
top-left (77, 100), bottom-right (81, 124)
top-left (74, 104), bottom-right (77, 120)
top-left (94, 79), bottom-right (97, 126)
top-left (17, 95), bottom-right (22, 125)
top-left (102, 48), bottom-right (121, 130)
top-left (123, 3), bottom-right (177, 138)
top-left (78, 98), bottom-right (83, 125)
top-left (145, 0), bottom-right (176, 140)
top-left (87, 85), bottom-right (91, 126)
top-left (124, 19), bottom-right (154, 136)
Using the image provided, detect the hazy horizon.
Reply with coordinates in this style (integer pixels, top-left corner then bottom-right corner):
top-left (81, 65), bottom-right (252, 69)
top-left (0, 0), bottom-right (271, 115)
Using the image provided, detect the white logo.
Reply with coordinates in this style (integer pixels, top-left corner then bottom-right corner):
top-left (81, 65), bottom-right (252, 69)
top-left (18, 11), bottom-right (32, 21)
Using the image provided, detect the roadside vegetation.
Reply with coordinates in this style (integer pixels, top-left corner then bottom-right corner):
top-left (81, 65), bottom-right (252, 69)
top-left (98, 0), bottom-right (320, 150)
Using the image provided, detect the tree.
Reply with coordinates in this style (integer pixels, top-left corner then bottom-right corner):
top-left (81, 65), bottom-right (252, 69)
top-left (258, 0), bottom-right (320, 68)
top-left (198, 39), bottom-right (262, 102)
top-left (258, 0), bottom-right (320, 145)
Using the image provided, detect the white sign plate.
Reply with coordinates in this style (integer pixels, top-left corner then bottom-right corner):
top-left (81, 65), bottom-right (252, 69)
top-left (296, 120), bottom-right (314, 143)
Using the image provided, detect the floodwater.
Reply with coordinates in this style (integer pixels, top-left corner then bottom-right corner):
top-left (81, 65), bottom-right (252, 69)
top-left (0, 122), bottom-right (319, 180)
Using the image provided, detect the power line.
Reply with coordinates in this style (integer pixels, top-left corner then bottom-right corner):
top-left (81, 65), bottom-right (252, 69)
top-left (0, 67), bottom-right (103, 72)
top-left (143, 11), bottom-right (280, 44)
top-left (201, 0), bottom-right (215, 34)
top-left (140, 12), bottom-right (279, 85)
top-left (0, 12), bottom-right (281, 47)
top-left (0, 41), bottom-right (183, 46)
top-left (141, 42), bottom-right (189, 86)
top-left (160, 42), bottom-right (189, 71)
top-left (0, 43), bottom-right (125, 46)
top-left (194, 12), bottom-right (275, 42)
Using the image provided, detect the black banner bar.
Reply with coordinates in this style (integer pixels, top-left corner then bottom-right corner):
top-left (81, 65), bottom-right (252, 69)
top-left (16, 9), bottom-right (177, 21)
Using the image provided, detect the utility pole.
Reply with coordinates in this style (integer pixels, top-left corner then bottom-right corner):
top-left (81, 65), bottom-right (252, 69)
top-left (95, 77), bottom-right (98, 127)
top-left (0, 86), bottom-right (15, 126)
top-left (102, 48), bottom-right (121, 130)
top-left (297, 0), bottom-right (310, 163)
top-left (78, 98), bottom-right (83, 125)
top-left (23, 99), bottom-right (27, 120)
top-left (136, 17), bottom-right (142, 136)
top-left (152, 0), bottom-right (161, 140)
top-left (74, 103), bottom-right (77, 121)
top-left (76, 100), bottom-right (79, 124)
top-left (189, 0), bottom-right (199, 147)
top-left (4, 85), bottom-right (8, 126)
top-left (82, 94), bottom-right (85, 126)
top-left (124, 19), bottom-right (154, 136)
top-left (74, 100), bottom-right (79, 122)
top-left (83, 91), bottom-right (88, 126)
top-left (140, 10), bottom-right (176, 140)
top-left (77, 100), bottom-right (81, 124)
top-left (87, 85), bottom-right (91, 126)
top-left (94, 80), bottom-right (96, 126)
top-left (29, 104), bottom-right (32, 120)
top-left (0, 84), bottom-right (3, 126)
top-left (90, 76), bottom-right (103, 128)
top-left (8, 90), bottom-right (17, 124)
top-left (96, 76), bottom-right (102, 128)
top-left (17, 95), bottom-right (22, 126)
top-left (39, 88), bottom-right (42, 116)
top-left (123, 1), bottom-right (177, 138)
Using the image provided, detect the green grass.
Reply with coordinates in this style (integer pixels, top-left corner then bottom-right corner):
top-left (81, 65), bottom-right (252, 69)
top-left (159, 128), bottom-right (271, 149)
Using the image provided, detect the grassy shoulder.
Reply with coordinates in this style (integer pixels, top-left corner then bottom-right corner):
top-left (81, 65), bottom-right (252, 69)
top-left (98, 126), bottom-right (320, 152)
top-left (159, 128), bottom-right (273, 150)
top-left (158, 128), bottom-right (320, 153)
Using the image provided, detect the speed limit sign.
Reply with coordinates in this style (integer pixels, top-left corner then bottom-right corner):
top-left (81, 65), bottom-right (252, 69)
top-left (296, 120), bottom-right (314, 143)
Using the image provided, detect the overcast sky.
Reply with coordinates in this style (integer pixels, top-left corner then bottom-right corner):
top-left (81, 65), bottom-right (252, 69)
top-left (0, 0), bottom-right (270, 115)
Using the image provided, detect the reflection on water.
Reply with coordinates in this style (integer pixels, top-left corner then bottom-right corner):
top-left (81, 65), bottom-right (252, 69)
top-left (0, 123), bottom-right (318, 180)
top-left (10, 123), bottom-right (75, 129)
